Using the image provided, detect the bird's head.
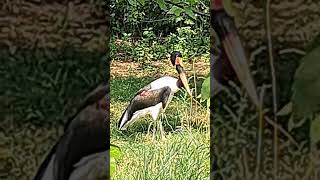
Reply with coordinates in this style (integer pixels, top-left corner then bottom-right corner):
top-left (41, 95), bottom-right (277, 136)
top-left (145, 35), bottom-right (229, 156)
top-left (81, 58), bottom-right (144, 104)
top-left (170, 51), bottom-right (183, 66)
top-left (170, 51), bottom-right (192, 97)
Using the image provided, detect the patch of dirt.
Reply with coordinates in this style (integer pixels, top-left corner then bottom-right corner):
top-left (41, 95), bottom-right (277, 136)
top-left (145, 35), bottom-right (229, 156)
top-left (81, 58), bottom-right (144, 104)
top-left (111, 59), bottom-right (210, 79)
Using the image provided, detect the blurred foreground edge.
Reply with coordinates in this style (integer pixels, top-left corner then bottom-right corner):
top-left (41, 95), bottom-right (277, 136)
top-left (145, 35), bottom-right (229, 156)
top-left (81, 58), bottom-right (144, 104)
top-left (0, 0), bottom-right (110, 179)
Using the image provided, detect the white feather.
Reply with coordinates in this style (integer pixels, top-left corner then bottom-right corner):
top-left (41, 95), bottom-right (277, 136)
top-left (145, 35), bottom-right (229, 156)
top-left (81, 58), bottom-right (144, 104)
top-left (119, 103), bottom-right (163, 130)
top-left (40, 155), bottom-right (55, 180)
top-left (149, 76), bottom-right (180, 93)
top-left (69, 150), bottom-right (109, 180)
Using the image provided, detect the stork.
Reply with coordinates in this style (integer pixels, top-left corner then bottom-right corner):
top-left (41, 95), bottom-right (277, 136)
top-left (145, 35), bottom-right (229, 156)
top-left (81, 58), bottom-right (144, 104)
top-left (118, 51), bottom-right (192, 139)
top-left (33, 83), bottom-right (109, 180)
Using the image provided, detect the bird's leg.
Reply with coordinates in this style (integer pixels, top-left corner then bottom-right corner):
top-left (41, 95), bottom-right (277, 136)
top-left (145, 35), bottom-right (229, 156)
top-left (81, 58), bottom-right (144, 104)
top-left (147, 119), bottom-right (153, 137)
top-left (146, 117), bottom-right (156, 142)
top-left (159, 114), bottom-right (166, 140)
top-left (152, 119), bottom-right (156, 142)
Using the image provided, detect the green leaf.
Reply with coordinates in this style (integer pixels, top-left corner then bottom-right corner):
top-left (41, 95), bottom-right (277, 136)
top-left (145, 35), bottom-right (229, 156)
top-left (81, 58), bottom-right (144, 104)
top-left (187, 0), bottom-right (197, 5)
top-left (277, 102), bottom-right (292, 116)
top-left (175, 16), bottom-right (183, 22)
top-left (310, 114), bottom-right (320, 146)
top-left (156, 0), bottom-right (167, 10)
top-left (137, 0), bottom-right (145, 6)
top-left (127, 0), bottom-right (136, 6)
top-left (288, 115), bottom-right (307, 131)
top-left (184, 19), bottom-right (195, 25)
top-left (184, 7), bottom-right (196, 20)
top-left (110, 158), bottom-right (116, 177)
top-left (111, 144), bottom-right (122, 159)
top-left (201, 76), bottom-right (210, 100)
top-left (206, 98), bottom-right (210, 108)
top-left (168, 6), bottom-right (184, 16)
top-left (292, 45), bottom-right (320, 118)
top-left (110, 144), bottom-right (122, 177)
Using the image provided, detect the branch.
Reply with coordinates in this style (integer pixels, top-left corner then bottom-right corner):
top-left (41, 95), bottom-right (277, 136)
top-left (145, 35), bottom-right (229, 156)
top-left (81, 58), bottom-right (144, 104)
top-left (264, 116), bottom-right (299, 147)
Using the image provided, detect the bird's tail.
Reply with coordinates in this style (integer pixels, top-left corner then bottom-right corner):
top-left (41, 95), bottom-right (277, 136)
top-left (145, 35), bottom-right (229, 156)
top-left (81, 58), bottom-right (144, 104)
top-left (118, 108), bottom-right (129, 130)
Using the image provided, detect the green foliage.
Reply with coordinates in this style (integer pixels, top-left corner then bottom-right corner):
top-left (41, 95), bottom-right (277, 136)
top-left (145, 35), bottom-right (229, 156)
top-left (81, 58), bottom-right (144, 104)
top-left (110, 144), bottom-right (122, 178)
top-left (111, 0), bottom-right (209, 62)
top-left (156, 0), bottom-right (167, 10)
top-left (1, 52), bottom-right (103, 124)
top-left (292, 45), bottom-right (320, 119)
top-left (310, 114), bottom-right (320, 146)
top-left (168, 6), bottom-right (184, 16)
top-left (111, 26), bottom-right (208, 62)
top-left (111, 0), bottom-right (208, 37)
top-left (200, 75), bottom-right (210, 108)
top-left (112, 130), bottom-right (209, 179)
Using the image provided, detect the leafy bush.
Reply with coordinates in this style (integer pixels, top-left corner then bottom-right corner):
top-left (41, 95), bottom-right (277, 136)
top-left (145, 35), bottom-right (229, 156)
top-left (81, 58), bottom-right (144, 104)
top-left (111, 26), bottom-right (208, 62)
top-left (111, 0), bottom-right (209, 62)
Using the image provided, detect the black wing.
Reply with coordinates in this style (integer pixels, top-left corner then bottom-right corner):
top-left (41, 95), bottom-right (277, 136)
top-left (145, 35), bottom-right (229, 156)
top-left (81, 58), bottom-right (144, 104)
top-left (118, 86), bottom-right (171, 128)
top-left (54, 106), bottom-right (108, 180)
top-left (133, 83), bottom-right (152, 97)
top-left (64, 83), bottom-right (109, 131)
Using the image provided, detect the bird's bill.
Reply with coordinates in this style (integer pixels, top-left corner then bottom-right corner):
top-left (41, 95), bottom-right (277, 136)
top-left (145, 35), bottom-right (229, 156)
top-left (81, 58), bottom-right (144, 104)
top-left (175, 57), bottom-right (192, 97)
top-left (221, 29), bottom-right (260, 107)
top-left (179, 71), bottom-right (192, 97)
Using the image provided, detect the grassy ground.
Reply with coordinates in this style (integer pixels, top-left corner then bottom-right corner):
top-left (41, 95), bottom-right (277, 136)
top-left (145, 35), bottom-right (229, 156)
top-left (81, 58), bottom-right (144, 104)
top-left (110, 59), bottom-right (210, 179)
top-left (1, 55), bottom-right (102, 180)
top-left (211, 49), bottom-right (320, 179)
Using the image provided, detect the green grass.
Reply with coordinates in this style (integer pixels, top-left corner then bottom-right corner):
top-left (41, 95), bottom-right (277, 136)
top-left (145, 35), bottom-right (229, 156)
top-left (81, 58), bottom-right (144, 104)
top-left (110, 63), bottom-right (210, 179)
top-left (1, 53), bottom-right (104, 179)
top-left (113, 130), bottom-right (209, 180)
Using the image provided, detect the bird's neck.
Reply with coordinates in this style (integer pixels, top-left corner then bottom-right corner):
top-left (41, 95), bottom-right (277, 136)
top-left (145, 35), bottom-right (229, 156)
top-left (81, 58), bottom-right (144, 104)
top-left (176, 78), bottom-right (183, 89)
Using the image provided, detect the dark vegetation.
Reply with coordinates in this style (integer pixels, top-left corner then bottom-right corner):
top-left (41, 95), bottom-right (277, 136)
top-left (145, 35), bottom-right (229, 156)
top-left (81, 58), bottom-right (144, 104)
top-left (211, 1), bottom-right (320, 179)
top-left (1, 1), bottom-right (108, 179)
top-left (110, 0), bottom-right (209, 62)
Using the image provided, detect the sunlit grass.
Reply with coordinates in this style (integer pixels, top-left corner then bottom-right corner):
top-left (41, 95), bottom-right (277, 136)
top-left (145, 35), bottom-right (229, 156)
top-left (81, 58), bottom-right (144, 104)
top-left (113, 130), bottom-right (209, 180)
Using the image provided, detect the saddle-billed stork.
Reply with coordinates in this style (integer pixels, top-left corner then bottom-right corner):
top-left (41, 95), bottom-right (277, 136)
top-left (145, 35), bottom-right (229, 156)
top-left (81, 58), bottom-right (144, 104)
top-left (118, 51), bottom-right (192, 138)
top-left (33, 83), bottom-right (109, 180)
top-left (210, 0), bottom-right (259, 107)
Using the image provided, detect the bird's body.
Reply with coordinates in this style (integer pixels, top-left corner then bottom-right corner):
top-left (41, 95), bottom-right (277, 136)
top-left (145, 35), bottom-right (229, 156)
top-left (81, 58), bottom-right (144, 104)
top-left (119, 76), bottom-right (179, 130)
top-left (145, 76), bottom-right (181, 92)
top-left (34, 83), bottom-right (109, 180)
top-left (118, 51), bottom-right (192, 133)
